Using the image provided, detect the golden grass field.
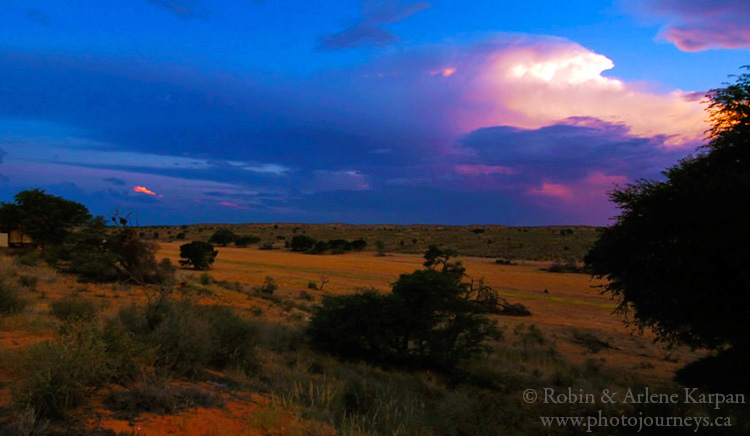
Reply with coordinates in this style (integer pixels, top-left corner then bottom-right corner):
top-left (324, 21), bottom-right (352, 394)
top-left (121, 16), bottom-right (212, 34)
top-left (0, 243), bottom-right (706, 435)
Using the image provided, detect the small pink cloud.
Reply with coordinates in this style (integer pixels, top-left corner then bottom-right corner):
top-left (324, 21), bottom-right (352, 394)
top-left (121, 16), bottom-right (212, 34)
top-left (527, 171), bottom-right (627, 205)
top-left (527, 182), bottom-right (573, 200)
top-left (133, 186), bottom-right (157, 196)
top-left (430, 67), bottom-right (457, 77)
top-left (219, 201), bottom-right (238, 207)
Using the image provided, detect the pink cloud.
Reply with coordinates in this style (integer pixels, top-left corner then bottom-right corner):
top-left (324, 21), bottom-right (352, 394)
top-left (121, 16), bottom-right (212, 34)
top-left (456, 39), bottom-right (708, 146)
top-left (133, 185), bottom-right (157, 196)
top-left (640, 0), bottom-right (750, 51)
top-left (527, 182), bottom-right (573, 200)
top-left (361, 36), bottom-right (707, 148)
top-left (527, 171), bottom-right (628, 206)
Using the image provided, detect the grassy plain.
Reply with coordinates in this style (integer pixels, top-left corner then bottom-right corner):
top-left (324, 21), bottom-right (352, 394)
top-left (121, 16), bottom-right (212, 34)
top-left (0, 232), bottom-right (733, 436)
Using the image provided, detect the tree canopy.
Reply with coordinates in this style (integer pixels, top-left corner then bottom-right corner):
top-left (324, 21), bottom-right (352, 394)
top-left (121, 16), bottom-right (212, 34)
top-left (0, 189), bottom-right (91, 248)
top-left (179, 241), bottom-right (218, 270)
top-left (585, 68), bottom-right (750, 392)
top-left (307, 247), bottom-right (506, 369)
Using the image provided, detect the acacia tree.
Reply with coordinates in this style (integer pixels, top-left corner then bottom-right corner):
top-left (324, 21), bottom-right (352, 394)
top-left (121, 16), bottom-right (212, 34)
top-left (179, 241), bottom-right (218, 270)
top-left (0, 189), bottom-right (91, 249)
top-left (585, 68), bottom-right (750, 392)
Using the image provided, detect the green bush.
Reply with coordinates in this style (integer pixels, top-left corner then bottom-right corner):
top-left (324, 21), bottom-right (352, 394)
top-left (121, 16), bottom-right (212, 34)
top-left (0, 279), bottom-right (27, 315)
top-left (14, 325), bottom-right (113, 420)
top-left (117, 297), bottom-right (260, 377)
top-left (50, 297), bottom-right (98, 322)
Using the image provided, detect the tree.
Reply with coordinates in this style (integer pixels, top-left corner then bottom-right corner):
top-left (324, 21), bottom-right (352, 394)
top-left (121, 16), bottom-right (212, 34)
top-left (585, 68), bottom-right (750, 392)
top-left (65, 215), bottom-right (175, 285)
top-left (307, 247), bottom-right (501, 369)
top-left (290, 235), bottom-right (316, 252)
top-left (374, 240), bottom-right (385, 256)
top-left (179, 241), bottom-right (218, 270)
top-left (208, 228), bottom-right (237, 247)
top-left (235, 235), bottom-right (260, 247)
top-left (0, 189), bottom-right (91, 249)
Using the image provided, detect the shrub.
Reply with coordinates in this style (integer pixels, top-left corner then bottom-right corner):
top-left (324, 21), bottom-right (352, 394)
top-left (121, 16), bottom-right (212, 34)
top-left (51, 297), bottom-right (98, 322)
top-left (14, 326), bottom-right (112, 420)
top-left (105, 378), bottom-right (222, 418)
top-left (66, 218), bottom-right (175, 285)
top-left (235, 235), bottom-right (261, 247)
top-left (117, 297), bottom-right (260, 377)
top-left (0, 280), bottom-right (27, 315)
top-left (254, 276), bottom-right (278, 295)
top-left (179, 241), bottom-right (218, 270)
top-left (259, 242), bottom-right (275, 250)
top-left (307, 281), bottom-right (318, 290)
top-left (16, 251), bottom-right (41, 267)
top-left (350, 238), bottom-right (367, 251)
top-left (290, 235), bottom-right (316, 252)
top-left (18, 275), bottom-right (38, 289)
top-left (199, 272), bottom-right (212, 285)
top-left (310, 240), bottom-right (330, 254)
top-left (208, 229), bottom-right (237, 247)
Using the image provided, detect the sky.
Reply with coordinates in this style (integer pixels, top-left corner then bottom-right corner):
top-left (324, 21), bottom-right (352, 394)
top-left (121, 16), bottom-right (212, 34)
top-left (0, 0), bottom-right (748, 225)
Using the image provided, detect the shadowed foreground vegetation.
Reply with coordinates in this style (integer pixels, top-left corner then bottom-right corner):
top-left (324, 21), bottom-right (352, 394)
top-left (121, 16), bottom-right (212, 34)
top-left (0, 246), bottom-right (747, 436)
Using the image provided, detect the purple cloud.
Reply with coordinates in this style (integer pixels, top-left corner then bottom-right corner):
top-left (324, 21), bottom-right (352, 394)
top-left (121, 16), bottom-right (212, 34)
top-left (319, 0), bottom-right (430, 50)
top-left (641, 0), bottom-right (750, 51)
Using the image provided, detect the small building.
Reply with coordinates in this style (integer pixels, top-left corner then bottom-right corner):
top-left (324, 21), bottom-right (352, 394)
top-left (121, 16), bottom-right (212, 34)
top-left (0, 224), bottom-right (33, 248)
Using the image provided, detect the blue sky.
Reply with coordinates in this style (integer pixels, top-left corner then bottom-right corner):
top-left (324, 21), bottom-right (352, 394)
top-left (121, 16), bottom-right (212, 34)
top-left (1, 0), bottom-right (748, 225)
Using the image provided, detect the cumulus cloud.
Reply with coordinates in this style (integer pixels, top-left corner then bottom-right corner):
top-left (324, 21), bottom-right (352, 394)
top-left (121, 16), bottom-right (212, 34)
top-left (319, 0), bottom-right (430, 50)
top-left (359, 36), bottom-right (708, 145)
top-left (639, 0), bottom-right (750, 51)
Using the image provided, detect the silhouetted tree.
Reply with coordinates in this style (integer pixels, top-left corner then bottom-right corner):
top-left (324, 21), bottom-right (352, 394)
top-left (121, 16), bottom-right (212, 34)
top-left (585, 68), bottom-right (750, 392)
top-left (290, 235), bottom-right (316, 252)
top-left (235, 235), bottom-right (261, 247)
top-left (0, 189), bottom-right (91, 249)
top-left (209, 228), bottom-right (237, 247)
top-left (179, 241), bottom-right (218, 270)
top-left (308, 247), bottom-right (501, 369)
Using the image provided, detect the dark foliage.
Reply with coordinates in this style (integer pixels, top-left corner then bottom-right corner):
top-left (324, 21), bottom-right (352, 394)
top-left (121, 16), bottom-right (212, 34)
top-left (65, 217), bottom-right (175, 285)
top-left (585, 68), bottom-right (750, 391)
top-left (290, 235), bottom-right (317, 252)
top-left (235, 235), bottom-right (261, 247)
top-left (208, 228), bottom-right (237, 247)
top-left (179, 241), bottom-right (218, 270)
top-left (0, 279), bottom-right (27, 315)
top-left (308, 248), bottom-right (501, 369)
top-left (0, 189), bottom-right (91, 249)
